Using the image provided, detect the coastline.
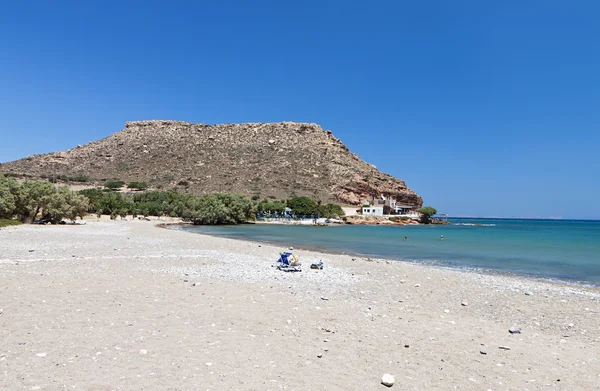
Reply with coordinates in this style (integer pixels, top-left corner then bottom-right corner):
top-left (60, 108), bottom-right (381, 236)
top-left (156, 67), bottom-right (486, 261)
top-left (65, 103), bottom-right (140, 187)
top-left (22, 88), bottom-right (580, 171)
top-left (1, 220), bottom-right (599, 390)
top-left (173, 224), bottom-right (600, 289)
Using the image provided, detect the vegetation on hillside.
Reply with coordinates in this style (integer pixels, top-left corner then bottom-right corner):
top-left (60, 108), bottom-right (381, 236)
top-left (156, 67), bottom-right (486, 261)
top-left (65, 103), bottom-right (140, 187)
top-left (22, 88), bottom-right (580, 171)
top-left (0, 174), bottom-right (89, 223)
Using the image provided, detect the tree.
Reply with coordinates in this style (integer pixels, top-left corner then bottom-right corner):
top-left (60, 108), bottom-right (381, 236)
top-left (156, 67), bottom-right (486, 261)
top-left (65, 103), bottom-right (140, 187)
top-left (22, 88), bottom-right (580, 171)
top-left (183, 194), bottom-right (256, 225)
top-left (287, 196), bottom-right (318, 216)
top-left (0, 174), bottom-right (18, 219)
top-left (1, 178), bottom-right (90, 223)
top-left (40, 186), bottom-right (89, 223)
top-left (417, 206), bottom-right (437, 224)
top-left (317, 203), bottom-right (345, 218)
top-left (13, 181), bottom-right (55, 223)
top-left (257, 200), bottom-right (285, 214)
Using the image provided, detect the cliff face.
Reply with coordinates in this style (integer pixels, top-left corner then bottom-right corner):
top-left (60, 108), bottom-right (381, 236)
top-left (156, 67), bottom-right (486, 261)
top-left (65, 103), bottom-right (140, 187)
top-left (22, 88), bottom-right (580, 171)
top-left (0, 120), bottom-right (422, 206)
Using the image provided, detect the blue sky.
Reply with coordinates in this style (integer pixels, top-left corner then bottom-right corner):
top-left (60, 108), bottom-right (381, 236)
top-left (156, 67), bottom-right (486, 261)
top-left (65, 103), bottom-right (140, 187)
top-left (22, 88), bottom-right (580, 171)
top-left (1, 1), bottom-right (599, 219)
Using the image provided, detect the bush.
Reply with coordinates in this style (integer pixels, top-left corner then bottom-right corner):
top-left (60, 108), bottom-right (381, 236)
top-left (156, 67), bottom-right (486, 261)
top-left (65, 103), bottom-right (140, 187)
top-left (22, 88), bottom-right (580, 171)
top-left (104, 180), bottom-right (125, 190)
top-left (127, 181), bottom-right (148, 191)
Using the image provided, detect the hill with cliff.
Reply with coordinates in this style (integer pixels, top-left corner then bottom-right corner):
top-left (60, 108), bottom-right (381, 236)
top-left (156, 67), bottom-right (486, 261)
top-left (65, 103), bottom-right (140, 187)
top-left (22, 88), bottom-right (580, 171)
top-left (0, 120), bottom-right (422, 207)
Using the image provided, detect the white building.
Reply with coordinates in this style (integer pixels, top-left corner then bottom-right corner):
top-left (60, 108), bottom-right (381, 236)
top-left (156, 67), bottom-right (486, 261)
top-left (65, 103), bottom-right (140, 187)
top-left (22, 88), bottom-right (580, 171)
top-left (362, 206), bottom-right (384, 216)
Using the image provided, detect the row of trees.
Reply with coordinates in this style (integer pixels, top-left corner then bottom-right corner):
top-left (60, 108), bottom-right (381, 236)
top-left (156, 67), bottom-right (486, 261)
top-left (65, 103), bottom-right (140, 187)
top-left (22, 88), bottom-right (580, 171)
top-left (0, 174), bottom-right (89, 223)
top-left (1, 174), bottom-right (344, 224)
top-left (257, 196), bottom-right (345, 218)
top-left (79, 189), bottom-right (255, 224)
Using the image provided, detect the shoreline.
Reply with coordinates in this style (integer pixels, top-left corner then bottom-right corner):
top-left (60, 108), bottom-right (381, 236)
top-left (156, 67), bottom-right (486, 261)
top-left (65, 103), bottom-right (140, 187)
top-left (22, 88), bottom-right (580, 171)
top-left (1, 220), bottom-right (599, 390)
top-left (170, 224), bottom-right (600, 290)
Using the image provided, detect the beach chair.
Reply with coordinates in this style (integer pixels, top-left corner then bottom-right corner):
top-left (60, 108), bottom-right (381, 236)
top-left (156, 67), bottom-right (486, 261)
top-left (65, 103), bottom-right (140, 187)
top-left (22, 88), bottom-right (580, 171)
top-left (276, 252), bottom-right (302, 272)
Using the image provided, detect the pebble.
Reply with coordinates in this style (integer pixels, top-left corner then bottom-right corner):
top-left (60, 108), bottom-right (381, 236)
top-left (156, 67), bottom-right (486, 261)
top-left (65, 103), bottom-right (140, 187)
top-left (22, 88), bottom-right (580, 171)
top-left (35, 352), bottom-right (47, 357)
top-left (289, 247), bottom-right (294, 250)
top-left (524, 291), bottom-right (533, 296)
top-left (480, 349), bottom-right (488, 355)
top-left (140, 349), bottom-right (148, 354)
top-left (414, 284), bottom-right (421, 287)
top-left (443, 309), bottom-right (450, 313)
top-left (498, 346), bottom-right (511, 350)
top-left (461, 301), bottom-right (469, 306)
top-left (381, 373), bottom-right (395, 387)
top-left (509, 327), bottom-right (521, 334)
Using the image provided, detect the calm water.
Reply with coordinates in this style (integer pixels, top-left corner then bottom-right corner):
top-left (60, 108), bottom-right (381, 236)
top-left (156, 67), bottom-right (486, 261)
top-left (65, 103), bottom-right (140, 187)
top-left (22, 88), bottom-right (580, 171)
top-left (178, 219), bottom-right (600, 286)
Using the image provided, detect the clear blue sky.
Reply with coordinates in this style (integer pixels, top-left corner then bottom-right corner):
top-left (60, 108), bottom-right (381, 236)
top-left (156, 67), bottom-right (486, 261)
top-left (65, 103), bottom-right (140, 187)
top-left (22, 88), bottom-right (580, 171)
top-left (1, 1), bottom-right (599, 219)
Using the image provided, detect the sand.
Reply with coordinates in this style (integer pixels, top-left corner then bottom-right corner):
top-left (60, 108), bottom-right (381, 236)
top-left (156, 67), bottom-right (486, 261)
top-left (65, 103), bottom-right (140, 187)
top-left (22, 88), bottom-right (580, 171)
top-left (1, 220), bottom-right (599, 391)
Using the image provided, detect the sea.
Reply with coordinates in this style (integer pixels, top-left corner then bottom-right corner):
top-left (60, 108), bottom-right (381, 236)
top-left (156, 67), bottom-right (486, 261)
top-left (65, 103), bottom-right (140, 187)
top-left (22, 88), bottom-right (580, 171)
top-left (177, 218), bottom-right (600, 286)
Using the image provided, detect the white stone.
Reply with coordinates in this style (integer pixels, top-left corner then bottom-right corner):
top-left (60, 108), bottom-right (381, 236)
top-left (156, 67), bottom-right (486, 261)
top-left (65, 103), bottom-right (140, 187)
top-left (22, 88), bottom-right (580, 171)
top-left (140, 349), bottom-right (148, 354)
top-left (35, 352), bottom-right (47, 357)
top-left (508, 326), bottom-right (521, 334)
top-left (381, 373), bottom-right (395, 387)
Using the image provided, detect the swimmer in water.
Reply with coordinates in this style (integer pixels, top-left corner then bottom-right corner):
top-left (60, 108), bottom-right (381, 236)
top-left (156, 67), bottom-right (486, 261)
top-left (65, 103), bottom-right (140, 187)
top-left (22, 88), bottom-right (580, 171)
top-left (403, 236), bottom-right (408, 241)
top-left (440, 235), bottom-right (444, 240)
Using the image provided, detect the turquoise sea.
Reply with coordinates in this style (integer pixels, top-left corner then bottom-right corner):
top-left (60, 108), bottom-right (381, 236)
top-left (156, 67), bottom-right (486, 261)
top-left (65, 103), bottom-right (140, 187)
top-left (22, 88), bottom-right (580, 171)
top-left (178, 219), bottom-right (600, 286)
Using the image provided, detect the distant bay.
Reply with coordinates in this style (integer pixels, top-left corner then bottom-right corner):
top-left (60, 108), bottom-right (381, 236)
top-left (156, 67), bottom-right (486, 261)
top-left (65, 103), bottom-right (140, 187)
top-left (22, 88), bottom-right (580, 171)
top-left (177, 218), bottom-right (600, 286)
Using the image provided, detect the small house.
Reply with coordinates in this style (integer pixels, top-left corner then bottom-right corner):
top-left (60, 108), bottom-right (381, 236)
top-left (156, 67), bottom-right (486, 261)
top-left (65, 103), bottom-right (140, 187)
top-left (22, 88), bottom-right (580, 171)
top-left (362, 206), bottom-right (384, 216)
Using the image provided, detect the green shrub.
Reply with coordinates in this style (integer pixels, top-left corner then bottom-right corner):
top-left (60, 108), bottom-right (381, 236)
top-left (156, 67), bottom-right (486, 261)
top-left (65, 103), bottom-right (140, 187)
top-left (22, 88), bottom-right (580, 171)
top-left (104, 180), bottom-right (125, 190)
top-left (127, 181), bottom-right (148, 190)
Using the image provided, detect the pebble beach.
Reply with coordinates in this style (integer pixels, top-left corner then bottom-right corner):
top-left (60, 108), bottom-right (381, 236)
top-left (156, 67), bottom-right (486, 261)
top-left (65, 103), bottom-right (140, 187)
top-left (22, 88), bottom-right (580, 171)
top-left (1, 219), bottom-right (599, 390)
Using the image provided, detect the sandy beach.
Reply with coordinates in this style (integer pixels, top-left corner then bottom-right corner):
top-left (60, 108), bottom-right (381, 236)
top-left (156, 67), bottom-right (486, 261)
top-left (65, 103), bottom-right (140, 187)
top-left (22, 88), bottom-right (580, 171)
top-left (1, 220), bottom-right (599, 391)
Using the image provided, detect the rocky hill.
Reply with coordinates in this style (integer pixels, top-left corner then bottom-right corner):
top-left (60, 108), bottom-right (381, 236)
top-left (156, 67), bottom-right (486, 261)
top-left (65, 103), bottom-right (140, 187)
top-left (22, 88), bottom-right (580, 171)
top-left (0, 120), bottom-right (422, 206)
